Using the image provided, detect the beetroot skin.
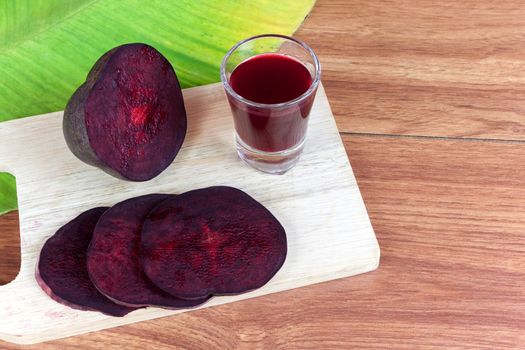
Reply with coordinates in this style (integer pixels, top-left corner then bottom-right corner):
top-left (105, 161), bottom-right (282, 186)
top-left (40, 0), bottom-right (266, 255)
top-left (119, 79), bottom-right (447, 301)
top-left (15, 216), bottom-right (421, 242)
top-left (87, 194), bottom-right (209, 309)
top-left (63, 43), bottom-right (187, 181)
top-left (141, 186), bottom-right (287, 299)
top-left (36, 207), bottom-right (137, 317)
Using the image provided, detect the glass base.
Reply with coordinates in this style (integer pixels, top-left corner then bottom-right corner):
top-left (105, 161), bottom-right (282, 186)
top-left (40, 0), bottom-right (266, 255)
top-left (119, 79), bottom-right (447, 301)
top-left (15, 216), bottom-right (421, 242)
top-left (235, 135), bottom-right (305, 175)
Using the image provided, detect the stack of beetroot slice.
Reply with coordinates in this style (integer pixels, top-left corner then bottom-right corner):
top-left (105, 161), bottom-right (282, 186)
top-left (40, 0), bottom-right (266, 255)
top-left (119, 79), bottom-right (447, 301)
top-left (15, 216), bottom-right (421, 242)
top-left (36, 186), bottom-right (287, 317)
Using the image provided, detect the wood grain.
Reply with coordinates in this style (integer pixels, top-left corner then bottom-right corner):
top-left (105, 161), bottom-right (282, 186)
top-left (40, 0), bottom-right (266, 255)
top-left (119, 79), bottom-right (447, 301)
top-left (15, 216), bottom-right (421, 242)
top-left (2, 135), bottom-right (525, 349)
top-left (0, 211), bottom-right (19, 285)
top-left (295, 0), bottom-right (525, 140)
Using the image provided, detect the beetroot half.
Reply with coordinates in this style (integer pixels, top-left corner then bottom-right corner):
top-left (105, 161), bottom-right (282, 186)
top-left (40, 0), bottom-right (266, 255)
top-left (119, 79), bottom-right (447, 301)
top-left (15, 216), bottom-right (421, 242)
top-left (63, 43), bottom-right (187, 181)
top-left (87, 194), bottom-right (209, 308)
top-left (36, 207), bottom-right (137, 317)
top-left (141, 186), bottom-right (287, 299)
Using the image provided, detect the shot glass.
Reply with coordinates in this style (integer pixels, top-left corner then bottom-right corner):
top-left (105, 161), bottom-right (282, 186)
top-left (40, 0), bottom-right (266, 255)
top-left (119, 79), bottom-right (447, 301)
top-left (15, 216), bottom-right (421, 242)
top-left (220, 34), bottom-right (321, 174)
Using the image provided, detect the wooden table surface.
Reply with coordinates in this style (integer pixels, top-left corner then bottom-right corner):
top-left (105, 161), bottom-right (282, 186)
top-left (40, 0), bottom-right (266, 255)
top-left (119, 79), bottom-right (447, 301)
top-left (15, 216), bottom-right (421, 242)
top-left (1, 0), bottom-right (525, 348)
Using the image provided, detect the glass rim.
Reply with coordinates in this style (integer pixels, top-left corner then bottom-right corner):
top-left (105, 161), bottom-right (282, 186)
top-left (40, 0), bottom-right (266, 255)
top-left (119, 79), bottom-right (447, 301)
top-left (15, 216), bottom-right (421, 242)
top-left (220, 34), bottom-right (321, 109)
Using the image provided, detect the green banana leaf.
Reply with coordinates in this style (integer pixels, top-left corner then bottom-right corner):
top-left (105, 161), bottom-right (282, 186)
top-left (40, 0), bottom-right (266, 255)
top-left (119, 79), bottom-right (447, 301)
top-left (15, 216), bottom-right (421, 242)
top-left (0, 0), bottom-right (316, 214)
top-left (0, 173), bottom-right (17, 215)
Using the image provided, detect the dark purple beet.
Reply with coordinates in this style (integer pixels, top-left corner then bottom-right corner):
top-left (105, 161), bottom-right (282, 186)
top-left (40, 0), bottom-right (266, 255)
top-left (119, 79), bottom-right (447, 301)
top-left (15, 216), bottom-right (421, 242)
top-left (87, 194), bottom-right (210, 308)
top-left (36, 207), bottom-right (137, 317)
top-left (63, 43), bottom-right (187, 181)
top-left (141, 186), bottom-right (287, 299)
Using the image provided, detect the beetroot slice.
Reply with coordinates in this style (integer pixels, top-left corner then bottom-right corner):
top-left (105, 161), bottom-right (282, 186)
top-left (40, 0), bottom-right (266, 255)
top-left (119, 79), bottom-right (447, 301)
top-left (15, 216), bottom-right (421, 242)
top-left (87, 194), bottom-right (209, 308)
top-left (141, 186), bottom-right (287, 299)
top-left (63, 43), bottom-right (187, 181)
top-left (36, 207), bottom-right (137, 317)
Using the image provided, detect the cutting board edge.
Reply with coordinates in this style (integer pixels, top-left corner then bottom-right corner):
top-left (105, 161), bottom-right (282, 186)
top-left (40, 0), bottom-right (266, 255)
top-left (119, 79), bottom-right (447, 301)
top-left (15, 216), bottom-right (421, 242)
top-left (0, 251), bottom-right (380, 345)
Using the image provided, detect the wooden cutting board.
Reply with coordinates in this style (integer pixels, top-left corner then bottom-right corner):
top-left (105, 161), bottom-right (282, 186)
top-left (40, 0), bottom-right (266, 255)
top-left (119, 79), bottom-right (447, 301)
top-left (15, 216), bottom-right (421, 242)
top-left (0, 82), bottom-right (379, 345)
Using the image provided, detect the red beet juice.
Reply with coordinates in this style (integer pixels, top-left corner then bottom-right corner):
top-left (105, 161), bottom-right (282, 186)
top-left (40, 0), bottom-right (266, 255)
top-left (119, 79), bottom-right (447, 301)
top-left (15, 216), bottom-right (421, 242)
top-left (227, 53), bottom-right (316, 152)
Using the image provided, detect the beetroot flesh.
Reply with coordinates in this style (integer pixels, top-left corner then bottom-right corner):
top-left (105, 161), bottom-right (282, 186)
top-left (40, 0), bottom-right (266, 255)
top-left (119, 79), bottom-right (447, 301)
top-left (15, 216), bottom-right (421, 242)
top-left (36, 207), bottom-right (137, 317)
top-left (141, 186), bottom-right (287, 299)
top-left (87, 194), bottom-right (210, 308)
top-left (63, 43), bottom-right (187, 181)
